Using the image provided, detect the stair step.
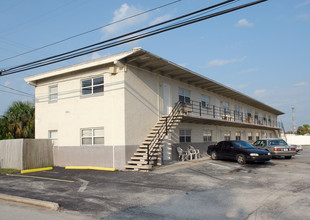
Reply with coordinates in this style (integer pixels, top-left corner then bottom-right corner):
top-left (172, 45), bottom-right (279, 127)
top-left (134, 152), bottom-right (147, 156)
top-left (147, 134), bottom-right (157, 137)
top-left (159, 119), bottom-right (182, 123)
top-left (130, 156), bottom-right (157, 161)
top-left (140, 144), bottom-right (162, 148)
top-left (124, 164), bottom-right (153, 170)
top-left (125, 112), bottom-right (183, 171)
top-left (152, 126), bottom-right (176, 131)
top-left (128, 160), bottom-right (155, 165)
top-left (134, 152), bottom-right (160, 156)
top-left (154, 122), bottom-right (179, 127)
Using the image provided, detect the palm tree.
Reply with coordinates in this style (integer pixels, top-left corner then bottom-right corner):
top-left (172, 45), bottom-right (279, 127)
top-left (297, 124), bottom-right (310, 135)
top-left (4, 101), bottom-right (35, 139)
top-left (0, 117), bottom-right (9, 139)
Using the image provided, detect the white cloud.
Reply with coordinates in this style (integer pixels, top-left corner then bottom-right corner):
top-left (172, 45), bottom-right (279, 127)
top-left (236, 19), bottom-right (253, 27)
top-left (296, 13), bottom-right (309, 21)
top-left (296, 0), bottom-right (310, 8)
top-left (207, 56), bottom-right (247, 67)
top-left (254, 89), bottom-right (266, 95)
top-left (293, 82), bottom-right (308, 87)
top-left (102, 3), bottom-right (149, 35)
top-left (149, 14), bottom-right (171, 26)
top-left (253, 89), bottom-right (268, 101)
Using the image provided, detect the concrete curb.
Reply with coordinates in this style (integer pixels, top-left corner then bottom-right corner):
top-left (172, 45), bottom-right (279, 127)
top-left (21, 167), bottom-right (53, 174)
top-left (65, 166), bottom-right (117, 171)
top-left (0, 193), bottom-right (60, 210)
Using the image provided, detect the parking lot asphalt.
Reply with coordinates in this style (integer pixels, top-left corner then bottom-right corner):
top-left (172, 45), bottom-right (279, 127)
top-left (1, 147), bottom-right (310, 219)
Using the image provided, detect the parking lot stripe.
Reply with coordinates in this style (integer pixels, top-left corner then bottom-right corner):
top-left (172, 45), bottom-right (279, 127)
top-left (274, 165), bottom-right (310, 168)
top-left (207, 162), bottom-right (236, 169)
top-left (6, 174), bottom-right (74, 183)
top-left (77, 178), bottom-right (89, 192)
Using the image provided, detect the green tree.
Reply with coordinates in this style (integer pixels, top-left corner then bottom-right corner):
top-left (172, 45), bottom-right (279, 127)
top-left (296, 124), bottom-right (310, 135)
top-left (0, 101), bottom-right (35, 139)
top-left (0, 117), bottom-right (9, 139)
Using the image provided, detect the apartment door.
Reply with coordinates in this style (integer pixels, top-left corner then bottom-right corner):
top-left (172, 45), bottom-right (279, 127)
top-left (162, 83), bottom-right (171, 115)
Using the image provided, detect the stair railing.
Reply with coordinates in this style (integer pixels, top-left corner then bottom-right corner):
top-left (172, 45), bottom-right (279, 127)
top-left (147, 101), bottom-right (183, 165)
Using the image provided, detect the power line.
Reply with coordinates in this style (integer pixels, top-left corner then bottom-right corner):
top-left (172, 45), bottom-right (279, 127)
top-left (0, 89), bottom-right (33, 98)
top-left (1, 0), bottom-right (267, 76)
top-left (0, 0), bottom-right (181, 63)
top-left (0, 84), bottom-right (33, 97)
top-left (0, 0), bottom-right (23, 15)
top-left (1, 0), bottom-right (238, 74)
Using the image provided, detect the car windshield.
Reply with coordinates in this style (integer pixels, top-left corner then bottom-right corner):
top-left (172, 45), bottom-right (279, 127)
top-left (269, 139), bottom-right (288, 146)
top-left (233, 141), bottom-right (254, 149)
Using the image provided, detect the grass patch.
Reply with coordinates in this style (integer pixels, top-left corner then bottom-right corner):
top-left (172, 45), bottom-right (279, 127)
top-left (0, 168), bottom-right (20, 174)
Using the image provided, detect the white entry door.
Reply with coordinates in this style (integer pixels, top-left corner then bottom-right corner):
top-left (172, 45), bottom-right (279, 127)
top-left (162, 83), bottom-right (171, 115)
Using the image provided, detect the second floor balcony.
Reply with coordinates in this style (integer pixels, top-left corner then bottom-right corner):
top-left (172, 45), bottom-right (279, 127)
top-left (178, 101), bottom-right (281, 130)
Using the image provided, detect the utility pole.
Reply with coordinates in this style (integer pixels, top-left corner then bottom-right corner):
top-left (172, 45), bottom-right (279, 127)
top-left (291, 106), bottom-right (296, 134)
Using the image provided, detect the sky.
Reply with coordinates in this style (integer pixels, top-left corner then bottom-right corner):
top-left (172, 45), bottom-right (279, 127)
top-left (0, 0), bottom-right (309, 131)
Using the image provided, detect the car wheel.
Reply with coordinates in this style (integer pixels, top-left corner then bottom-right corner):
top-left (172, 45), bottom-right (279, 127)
top-left (285, 156), bottom-right (292, 159)
top-left (236, 154), bottom-right (246, 164)
top-left (211, 151), bottom-right (218, 160)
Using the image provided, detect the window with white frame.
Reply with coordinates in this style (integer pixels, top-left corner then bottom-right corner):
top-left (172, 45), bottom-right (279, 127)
top-left (263, 113), bottom-right (267, 124)
top-left (255, 132), bottom-right (260, 140)
top-left (247, 108), bottom-right (252, 122)
top-left (49, 85), bottom-right (58, 102)
top-left (234, 105), bottom-right (240, 119)
top-left (247, 108), bottom-right (252, 117)
top-left (203, 129), bottom-right (212, 142)
top-left (222, 101), bottom-right (229, 116)
top-left (81, 127), bottom-right (104, 145)
top-left (235, 131), bottom-right (241, 141)
top-left (222, 101), bottom-right (229, 110)
top-left (179, 129), bottom-right (191, 143)
top-left (81, 76), bottom-right (104, 96)
top-left (201, 95), bottom-right (210, 108)
top-left (48, 130), bottom-right (58, 146)
top-left (224, 130), bottom-right (231, 141)
top-left (248, 132), bottom-right (253, 141)
top-left (179, 88), bottom-right (190, 104)
top-left (255, 111), bottom-right (259, 123)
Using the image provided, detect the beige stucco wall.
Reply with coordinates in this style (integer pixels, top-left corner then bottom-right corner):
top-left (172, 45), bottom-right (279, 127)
top-left (123, 65), bottom-right (279, 147)
top-left (34, 65), bottom-right (126, 146)
top-left (171, 123), bottom-right (278, 144)
top-left (31, 61), bottom-right (280, 166)
top-left (124, 66), bottom-right (160, 146)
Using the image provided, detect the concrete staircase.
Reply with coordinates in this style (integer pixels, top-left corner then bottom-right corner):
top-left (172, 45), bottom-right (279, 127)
top-left (124, 103), bottom-right (183, 171)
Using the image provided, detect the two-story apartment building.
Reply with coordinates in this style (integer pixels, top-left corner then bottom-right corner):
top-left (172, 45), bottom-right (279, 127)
top-left (25, 47), bottom-right (283, 171)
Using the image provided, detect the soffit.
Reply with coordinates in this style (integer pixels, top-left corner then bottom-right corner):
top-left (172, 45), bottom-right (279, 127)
top-left (120, 50), bottom-right (284, 115)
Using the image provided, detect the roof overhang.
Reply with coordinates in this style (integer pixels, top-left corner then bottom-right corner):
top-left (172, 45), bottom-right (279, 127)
top-left (24, 49), bottom-right (138, 86)
top-left (24, 47), bottom-right (284, 115)
top-left (119, 49), bottom-right (284, 115)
